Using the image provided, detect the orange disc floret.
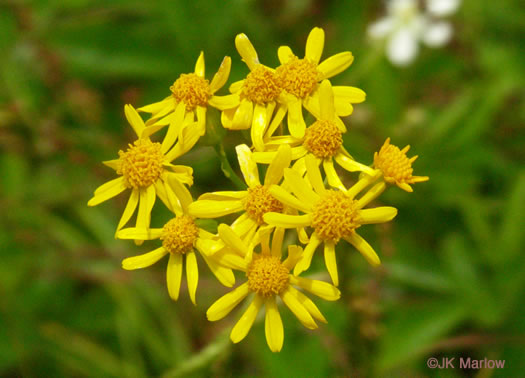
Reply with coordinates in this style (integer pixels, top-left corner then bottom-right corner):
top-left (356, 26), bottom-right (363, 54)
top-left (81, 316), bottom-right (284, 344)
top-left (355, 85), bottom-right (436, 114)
top-left (275, 56), bottom-right (319, 99)
top-left (170, 73), bottom-right (211, 110)
top-left (247, 255), bottom-right (289, 297)
top-left (244, 185), bottom-right (284, 225)
top-left (312, 190), bottom-right (361, 242)
top-left (117, 139), bottom-right (164, 189)
top-left (241, 65), bottom-right (281, 104)
top-left (161, 216), bottom-right (200, 254)
top-left (304, 120), bottom-right (343, 158)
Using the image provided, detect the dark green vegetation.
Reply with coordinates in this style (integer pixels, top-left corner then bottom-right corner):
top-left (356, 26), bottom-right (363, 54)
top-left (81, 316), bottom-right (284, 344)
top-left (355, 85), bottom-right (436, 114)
top-left (1, 0), bottom-right (524, 376)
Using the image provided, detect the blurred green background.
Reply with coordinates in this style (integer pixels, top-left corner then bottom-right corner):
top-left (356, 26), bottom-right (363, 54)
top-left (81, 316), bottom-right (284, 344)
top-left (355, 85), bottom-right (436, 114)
top-left (1, 0), bottom-right (524, 376)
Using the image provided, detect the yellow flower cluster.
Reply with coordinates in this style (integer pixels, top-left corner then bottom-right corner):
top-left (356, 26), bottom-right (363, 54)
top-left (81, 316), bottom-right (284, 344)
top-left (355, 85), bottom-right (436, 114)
top-left (88, 27), bottom-right (428, 352)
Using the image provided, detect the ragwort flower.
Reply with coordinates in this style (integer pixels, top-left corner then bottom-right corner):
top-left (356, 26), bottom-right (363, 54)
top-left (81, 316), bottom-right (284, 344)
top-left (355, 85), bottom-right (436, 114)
top-left (275, 27), bottom-right (366, 139)
top-left (138, 52), bottom-right (231, 151)
top-left (215, 33), bottom-right (286, 152)
top-left (117, 177), bottom-right (234, 304)
top-left (253, 80), bottom-right (376, 190)
top-left (374, 137), bottom-right (429, 192)
top-left (87, 105), bottom-right (195, 234)
top-left (263, 155), bottom-right (397, 286)
top-left (188, 144), bottom-right (291, 243)
top-left (207, 224), bottom-right (340, 352)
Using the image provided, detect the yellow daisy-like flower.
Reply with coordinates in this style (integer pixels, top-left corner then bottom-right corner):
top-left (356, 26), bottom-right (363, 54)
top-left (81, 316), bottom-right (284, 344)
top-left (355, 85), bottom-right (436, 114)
top-left (374, 138), bottom-right (429, 192)
top-left (138, 52), bottom-right (231, 152)
top-left (253, 80), bottom-right (376, 190)
top-left (87, 105), bottom-right (195, 235)
top-left (207, 224), bottom-right (340, 352)
top-left (275, 27), bottom-right (366, 139)
top-left (263, 155), bottom-right (397, 286)
top-left (215, 33), bottom-right (287, 152)
top-left (116, 177), bottom-right (234, 304)
top-left (188, 144), bottom-right (292, 243)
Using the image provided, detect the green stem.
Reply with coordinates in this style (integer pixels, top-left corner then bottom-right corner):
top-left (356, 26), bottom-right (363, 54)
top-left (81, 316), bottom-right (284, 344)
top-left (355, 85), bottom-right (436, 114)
top-left (213, 143), bottom-right (247, 190)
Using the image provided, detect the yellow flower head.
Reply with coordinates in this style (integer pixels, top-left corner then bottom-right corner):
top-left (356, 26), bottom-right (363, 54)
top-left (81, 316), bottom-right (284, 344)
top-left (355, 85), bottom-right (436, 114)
top-left (207, 224), bottom-right (340, 352)
top-left (117, 177), bottom-right (234, 304)
top-left (138, 52), bottom-right (231, 151)
top-left (263, 155), bottom-right (397, 286)
top-left (188, 144), bottom-right (292, 244)
top-left (274, 27), bottom-right (366, 139)
top-left (217, 34), bottom-right (288, 152)
top-left (374, 137), bottom-right (429, 192)
top-left (87, 105), bottom-right (194, 236)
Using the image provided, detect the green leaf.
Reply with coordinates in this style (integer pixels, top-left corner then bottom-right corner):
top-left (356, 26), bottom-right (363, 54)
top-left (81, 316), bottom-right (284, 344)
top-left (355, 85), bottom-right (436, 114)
top-left (497, 171), bottom-right (525, 261)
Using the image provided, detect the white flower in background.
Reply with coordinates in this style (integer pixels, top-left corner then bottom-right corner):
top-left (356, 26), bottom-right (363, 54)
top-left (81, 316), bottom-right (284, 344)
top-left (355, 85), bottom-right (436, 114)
top-left (368, 0), bottom-right (461, 66)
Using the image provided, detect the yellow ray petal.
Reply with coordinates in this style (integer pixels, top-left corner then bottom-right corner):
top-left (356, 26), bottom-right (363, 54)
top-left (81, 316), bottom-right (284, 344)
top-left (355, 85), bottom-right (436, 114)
top-left (305, 155), bottom-right (326, 196)
top-left (230, 213), bottom-right (255, 238)
top-left (334, 99), bottom-right (353, 117)
top-left (207, 282), bottom-right (250, 321)
top-left (194, 51), bottom-right (205, 77)
top-left (236, 144), bottom-right (260, 188)
top-left (318, 80), bottom-right (335, 121)
top-left (102, 159), bottom-right (119, 171)
top-left (283, 244), bottom-right (303, 270)
top-left (333, 86), bottom-right (366, 102)
top-left (324, 241), bottom-right (339, 286)
top-left (359, 207), bottom-right (397, 224)
top-left (251, 103), bottom-right (268, 152)
top-left (167, 253), bottom-right (183, 301)
top-left (186, 250), bottom-right (199, 305)
top-left (305, 27), bottom-right (325, 64)
top-left (166, 173), bottom-right (192, 212)
top-left (117, 227), bottom-right (163, 240)
top-left (138, 96), bottom-right (172, 114)
top-left (356, 182), bottom-right (387, 209)
top-left (289, 275), bottom-right (341, 301)
top-left (116, 188), bottom-right (140, 232)
top-left (317, 52), bottom-right (354, 80)
top-left (208, 93), bottom-right (240, 111)
top-left (284, 168), bottom-right (319, 204)
top-left (264, 103), bottom-right (287, 139)
top-left (200, 253), bottom-right (235, 287)
top-left (218, 224), bottom-right (248, 257)
top-left (136, 185), bottom-right (156, 230)
top-left (268, 185), bottom-right (311, 213)
top-left (264, 144), bottom-right (292, 186)
top-left (209, 56), bottom-right (231, 93)
top-left (293, 232), bottom-right (322, 275)
top-left (188, 199), bottom-right (244, 218)
top-left (323, 159), bottom-right (345, 190)
top-left (334, 153), bottom-right (376, 175)
top-left (344, 232), bottom-right (381, 266)
top-left (265, 297), bottom-right (284, 352)
top-left (277, 45), bottom-right (294, 64)
top-left (88, 177), bottom-right (127, 206)
top-left (124, 104), bottom-right (145, 137)
top-left (229, 80), bottom-right (244, 94)
top-left (122, 246), bottom-right (167, 270)
top-left (235, 33), bottom-right (259, 71)
top-left (287, 286), bottom-right (327, 323)
top-left (195, 238), bottom-right (225, 257)
top-left (231, 295), bottom-right (263, 343)
top-left (263, 213), bottom-right (312, 229)
top-left (195, 106), bottom-right (206, 137)
top-left (212, 250), bottom-right (250, 271)
top-left (270, 227), bottom-right (285, 258)
top-left (287, 98), bottom-right (306, 139)
top-left (281, 288), bottom-right (317, 330)
top-left (231, 99), bottom-right (253, 130)
top-left (198, 191), bottom-right (247, 200)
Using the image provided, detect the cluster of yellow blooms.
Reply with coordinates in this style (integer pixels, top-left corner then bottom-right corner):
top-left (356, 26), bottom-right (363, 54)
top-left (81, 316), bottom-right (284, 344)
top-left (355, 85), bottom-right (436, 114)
top-left (88, 27), bottom-right (428, 352)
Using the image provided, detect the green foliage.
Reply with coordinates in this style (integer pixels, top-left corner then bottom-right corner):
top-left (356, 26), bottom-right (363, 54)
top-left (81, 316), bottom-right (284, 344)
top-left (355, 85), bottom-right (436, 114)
top-left (1, 0), bottom-right (524, 376)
